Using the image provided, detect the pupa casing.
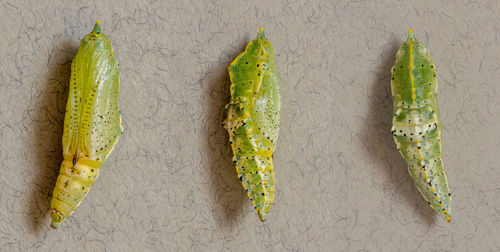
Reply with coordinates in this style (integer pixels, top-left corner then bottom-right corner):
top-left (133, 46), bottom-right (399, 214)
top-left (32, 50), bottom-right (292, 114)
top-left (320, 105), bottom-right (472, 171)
top-left (50, 21), bottom-right (122, 228)
top-left (224, 28), bottom-right (280, 221)
top-left (391, 29), bottom-right (451, 222)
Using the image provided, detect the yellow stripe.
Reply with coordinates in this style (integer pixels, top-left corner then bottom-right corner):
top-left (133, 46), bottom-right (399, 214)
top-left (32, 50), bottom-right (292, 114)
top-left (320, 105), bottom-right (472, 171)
top-left (417, 140), bottom-right (449, 221)
top-left (409, 42), bottom-right (415, 101)
top-left (403, 68), bottom-right (453, 223)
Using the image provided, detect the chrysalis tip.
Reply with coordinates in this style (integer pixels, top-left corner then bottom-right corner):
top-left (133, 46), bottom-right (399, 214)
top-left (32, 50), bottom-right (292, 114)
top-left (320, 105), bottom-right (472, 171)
top-left (258, 27), bottom-right (266, 40)
top-left (92, 20), bottom-right (101, 34)
top-left (50, 220), bottom-right (61, 229)
top-left (258, 210), bottom-right (267, 222)
top-left (407, 28), bottom-right (415, 40)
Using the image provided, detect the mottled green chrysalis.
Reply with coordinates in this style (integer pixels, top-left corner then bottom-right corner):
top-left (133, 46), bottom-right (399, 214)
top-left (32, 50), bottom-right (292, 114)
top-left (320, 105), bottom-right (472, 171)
top-left (224, 28), bottom-right (280, 221)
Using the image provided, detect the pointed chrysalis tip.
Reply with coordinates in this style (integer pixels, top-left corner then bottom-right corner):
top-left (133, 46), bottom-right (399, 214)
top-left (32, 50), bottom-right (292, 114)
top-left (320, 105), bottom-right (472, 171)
top-left (408, 28), bottom-right (415, 40)
top-left (258, 27), bottom-right (266, 39)
top-left (258, 210), bottom-right (267, 222)
top-left (92, 20), bottom-right (101, 34)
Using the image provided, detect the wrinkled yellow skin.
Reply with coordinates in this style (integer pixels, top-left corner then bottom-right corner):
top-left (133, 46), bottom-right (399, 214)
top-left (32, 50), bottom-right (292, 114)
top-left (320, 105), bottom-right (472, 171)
top-left (50, 21), bottom-right (122, 229)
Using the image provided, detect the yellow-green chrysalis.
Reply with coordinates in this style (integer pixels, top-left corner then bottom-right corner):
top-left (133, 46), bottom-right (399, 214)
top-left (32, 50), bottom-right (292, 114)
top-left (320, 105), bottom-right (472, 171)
top-left (391, 29), bottom-right (451, 222)
top-left (50, 21), bottom-right (123, 228)
top-left (224, 28), bottom-right (280, 221)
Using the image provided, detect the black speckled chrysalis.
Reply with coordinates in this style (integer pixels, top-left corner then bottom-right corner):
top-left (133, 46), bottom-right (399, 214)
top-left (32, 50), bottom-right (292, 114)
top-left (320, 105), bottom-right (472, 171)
top-left (391, 29), bottom-right (451, 222)
top-left (50, 21), bottom-right (123, 228)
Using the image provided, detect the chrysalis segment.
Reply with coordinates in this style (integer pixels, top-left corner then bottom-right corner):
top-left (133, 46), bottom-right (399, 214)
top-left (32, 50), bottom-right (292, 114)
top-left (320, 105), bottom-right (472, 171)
top-left (391, 29), bottom-right (451, 222)
top-left (50, 21), bottom-right (122, 228)
top-left (224, 28), bottom-right (280, 222)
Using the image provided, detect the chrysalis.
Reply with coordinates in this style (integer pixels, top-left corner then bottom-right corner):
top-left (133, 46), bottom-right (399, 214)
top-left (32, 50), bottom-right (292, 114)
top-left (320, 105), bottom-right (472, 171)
top-left (391, 29), bottom-right (451, 222)
top-left (50, 21), bottom-right (123, 228)
top-left (224, 28), bottom-right (280, 222)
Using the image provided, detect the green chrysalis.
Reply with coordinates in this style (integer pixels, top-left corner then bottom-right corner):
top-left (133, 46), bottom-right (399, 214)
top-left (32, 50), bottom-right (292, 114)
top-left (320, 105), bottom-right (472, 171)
top-left (224, 28), bottom-right (280, 221)
top-left (391, 29), bottom-right (451, 222)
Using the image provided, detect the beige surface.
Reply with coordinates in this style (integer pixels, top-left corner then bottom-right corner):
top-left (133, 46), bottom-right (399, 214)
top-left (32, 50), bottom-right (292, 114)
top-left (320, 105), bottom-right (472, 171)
top-left (1, 1), bottom-right (500, 251)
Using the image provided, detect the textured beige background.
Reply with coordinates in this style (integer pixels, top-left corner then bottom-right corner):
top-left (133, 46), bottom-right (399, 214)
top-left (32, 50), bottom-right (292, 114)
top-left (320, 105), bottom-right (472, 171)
top-left (1, 0), bottom-right (500, 251)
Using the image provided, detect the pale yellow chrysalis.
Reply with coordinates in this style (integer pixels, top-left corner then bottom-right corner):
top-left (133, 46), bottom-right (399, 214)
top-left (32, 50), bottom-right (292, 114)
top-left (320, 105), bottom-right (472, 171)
top-left (50, 21), bottom-right (122, 228)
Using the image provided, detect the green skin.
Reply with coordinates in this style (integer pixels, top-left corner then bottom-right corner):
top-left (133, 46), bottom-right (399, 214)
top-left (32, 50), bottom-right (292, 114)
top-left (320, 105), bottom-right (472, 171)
top-left (50, 22), bottom-right (122, 228)
top-left (391, 30), bottom-right (451, 222)
top-left (224, 29), bottom-right (280, 222)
